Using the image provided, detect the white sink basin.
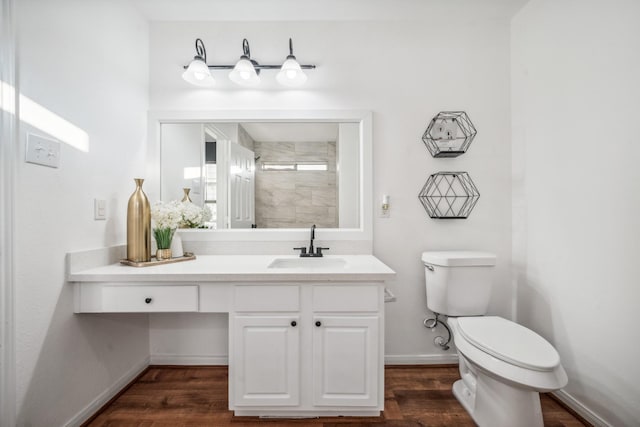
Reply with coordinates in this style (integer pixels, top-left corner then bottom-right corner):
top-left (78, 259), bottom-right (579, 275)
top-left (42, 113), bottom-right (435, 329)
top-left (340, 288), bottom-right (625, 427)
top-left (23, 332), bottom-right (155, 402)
top-left (268, 257), bottom-right (347, 269)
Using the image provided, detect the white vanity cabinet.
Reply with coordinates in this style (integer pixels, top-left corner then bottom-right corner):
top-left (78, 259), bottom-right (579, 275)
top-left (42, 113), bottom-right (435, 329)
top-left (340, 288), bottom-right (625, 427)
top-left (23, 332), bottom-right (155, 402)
top-left (75, 283), bottom-right (200, 313)
top-left (229, 283), bottom-right (384, 416)
top-left (230, 285), bottom-right (302, 407)
top-left (311, 315), bottom-right (379, 407)
top-left (232, 314), bottom-right (301, 406)
top-left (69, 254), bottom-right (394, 418)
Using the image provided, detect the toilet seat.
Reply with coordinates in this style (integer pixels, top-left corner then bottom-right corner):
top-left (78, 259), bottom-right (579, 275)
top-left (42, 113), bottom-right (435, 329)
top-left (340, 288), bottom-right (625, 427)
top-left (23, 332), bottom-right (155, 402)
top-left (448, 317), bottom-right (568, 392)
top-left (456, 316), bottom-right (560, 371)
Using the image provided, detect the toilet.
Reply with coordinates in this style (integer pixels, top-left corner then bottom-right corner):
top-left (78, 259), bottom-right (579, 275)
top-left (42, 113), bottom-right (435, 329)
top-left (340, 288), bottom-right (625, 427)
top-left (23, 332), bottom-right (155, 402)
top-left (422, 251), bottom-right (567, 427)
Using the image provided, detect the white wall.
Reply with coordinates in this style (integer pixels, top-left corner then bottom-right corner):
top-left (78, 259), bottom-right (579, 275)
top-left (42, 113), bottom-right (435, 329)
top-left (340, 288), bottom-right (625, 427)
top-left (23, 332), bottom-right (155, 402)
top-left (15, 1), bottom-right (150, 425)
top-left (511, 1), bottom-right (640, 425)
top-left (161, 123), bottom-right (204, 205)
top-left (148, 19), bottom-right (512, 362)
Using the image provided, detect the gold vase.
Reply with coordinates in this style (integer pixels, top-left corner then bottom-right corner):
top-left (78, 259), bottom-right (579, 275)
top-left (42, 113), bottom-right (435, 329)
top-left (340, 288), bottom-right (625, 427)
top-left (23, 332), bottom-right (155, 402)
top-left (182, 187), bottom-right (192, 203)
top-left (127, 178), bottom-right (151, 262)
top-left (156, 248), bottom-right (172, 260)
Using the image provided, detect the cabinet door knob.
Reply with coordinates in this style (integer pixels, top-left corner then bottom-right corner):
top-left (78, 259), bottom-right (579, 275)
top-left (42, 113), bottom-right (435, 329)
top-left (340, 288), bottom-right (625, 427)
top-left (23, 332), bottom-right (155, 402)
top-left (145, 298), bottom-right (152, 304)
top-left (315, 321), bottom-right (322, 327)
top-left (291, 321), bottom-right (297, 327)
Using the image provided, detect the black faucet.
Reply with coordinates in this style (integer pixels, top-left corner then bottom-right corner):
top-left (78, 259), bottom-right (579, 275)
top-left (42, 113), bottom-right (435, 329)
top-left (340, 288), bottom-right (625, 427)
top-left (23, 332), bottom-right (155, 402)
top-left (309, 224), bottom-right (316, 254)
top-left (294, 224), bottom-right (329, 257)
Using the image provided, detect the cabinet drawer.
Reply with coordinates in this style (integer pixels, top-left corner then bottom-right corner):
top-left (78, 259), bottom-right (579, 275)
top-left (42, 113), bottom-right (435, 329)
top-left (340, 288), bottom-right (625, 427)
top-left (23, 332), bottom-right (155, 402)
top-left (234, 285), bottom-right (299, 312)
top-left (101, 285), bottom-right (198, 312)
top-left (313, 285), bottom-right (379, 312)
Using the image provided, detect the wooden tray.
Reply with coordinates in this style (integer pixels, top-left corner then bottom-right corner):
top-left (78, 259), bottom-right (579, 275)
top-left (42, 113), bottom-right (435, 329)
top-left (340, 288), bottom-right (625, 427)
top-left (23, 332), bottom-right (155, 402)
top-left (120, 252), bottom-right (196, 268)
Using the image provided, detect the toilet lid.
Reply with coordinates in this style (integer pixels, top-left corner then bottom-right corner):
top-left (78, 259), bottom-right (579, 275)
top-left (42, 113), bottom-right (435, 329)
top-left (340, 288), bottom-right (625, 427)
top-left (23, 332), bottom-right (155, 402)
top-left (457, 316), bottom-right (560, 371)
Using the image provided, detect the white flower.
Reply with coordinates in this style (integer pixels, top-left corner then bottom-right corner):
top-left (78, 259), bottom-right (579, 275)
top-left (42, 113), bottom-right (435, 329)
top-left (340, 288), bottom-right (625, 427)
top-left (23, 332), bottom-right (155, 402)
top-left (151, 200), bottom-right (181, 230)
top-left (179, 202), bottom-right (212, 228)
top-left (152, 200), bottom-right (212, 229)
top-left (180, 202), bottom-right (203, 228)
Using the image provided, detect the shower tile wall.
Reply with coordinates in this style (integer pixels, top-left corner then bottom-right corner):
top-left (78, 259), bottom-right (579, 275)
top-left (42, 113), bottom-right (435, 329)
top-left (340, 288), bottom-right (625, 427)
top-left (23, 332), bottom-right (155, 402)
top-left (254, 141), bottom-right (337, 228)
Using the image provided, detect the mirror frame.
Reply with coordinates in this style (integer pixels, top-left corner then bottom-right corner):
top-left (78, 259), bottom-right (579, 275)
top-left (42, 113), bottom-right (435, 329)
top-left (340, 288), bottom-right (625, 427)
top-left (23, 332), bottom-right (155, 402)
top-left (147, 110), bottom-right (372, 243)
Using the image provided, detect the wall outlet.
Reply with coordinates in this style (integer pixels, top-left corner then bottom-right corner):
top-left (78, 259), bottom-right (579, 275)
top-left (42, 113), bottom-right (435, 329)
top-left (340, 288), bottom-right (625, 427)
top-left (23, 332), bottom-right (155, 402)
top-left (26, 133), bottom-right (60, 168)
top-left (94, 199), bottom-right (107, 220)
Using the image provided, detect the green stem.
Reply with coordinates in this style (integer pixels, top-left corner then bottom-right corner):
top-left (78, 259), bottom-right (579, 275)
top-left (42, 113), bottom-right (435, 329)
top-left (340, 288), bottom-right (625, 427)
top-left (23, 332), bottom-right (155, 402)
top-left (153, 227), bottom-right (175, 249)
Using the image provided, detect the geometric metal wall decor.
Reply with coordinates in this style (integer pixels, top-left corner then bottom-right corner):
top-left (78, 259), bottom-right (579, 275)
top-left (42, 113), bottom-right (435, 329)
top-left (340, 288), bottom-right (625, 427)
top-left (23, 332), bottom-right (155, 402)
top-left (418, 172), bottom-right (480, 219)
top-left (422, 111), bottom-right (477, 158)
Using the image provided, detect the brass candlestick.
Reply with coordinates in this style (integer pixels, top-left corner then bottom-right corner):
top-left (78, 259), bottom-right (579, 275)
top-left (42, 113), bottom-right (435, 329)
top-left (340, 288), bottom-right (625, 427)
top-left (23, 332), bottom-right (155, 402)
top-left (127, 178), bottom-right (151, 262)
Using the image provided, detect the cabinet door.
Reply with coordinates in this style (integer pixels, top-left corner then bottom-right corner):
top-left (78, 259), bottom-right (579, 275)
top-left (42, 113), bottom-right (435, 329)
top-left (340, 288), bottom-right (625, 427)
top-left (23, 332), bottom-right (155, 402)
top-left (312, 315), bottom-right (379, 406)
top-left (233, 315), bottom-right (300, 406)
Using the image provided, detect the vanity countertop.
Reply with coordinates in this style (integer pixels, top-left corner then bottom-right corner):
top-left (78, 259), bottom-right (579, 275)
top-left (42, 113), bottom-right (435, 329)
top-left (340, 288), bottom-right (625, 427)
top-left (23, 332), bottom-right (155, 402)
top-left (69, 254), bottom-right (395, 283)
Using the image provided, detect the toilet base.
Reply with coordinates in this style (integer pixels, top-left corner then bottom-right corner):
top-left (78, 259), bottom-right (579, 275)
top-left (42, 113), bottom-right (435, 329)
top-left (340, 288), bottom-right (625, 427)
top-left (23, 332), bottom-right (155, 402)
top-left (452, 367), bottom-right (544, 427)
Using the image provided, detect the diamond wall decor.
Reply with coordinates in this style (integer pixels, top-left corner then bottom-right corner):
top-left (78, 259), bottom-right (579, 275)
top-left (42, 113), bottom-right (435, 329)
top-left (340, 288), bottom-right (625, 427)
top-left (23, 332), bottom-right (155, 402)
top-left (422, 111), bottom-right (477, 158)
top-left (418, 172), bottom-right (480, 219)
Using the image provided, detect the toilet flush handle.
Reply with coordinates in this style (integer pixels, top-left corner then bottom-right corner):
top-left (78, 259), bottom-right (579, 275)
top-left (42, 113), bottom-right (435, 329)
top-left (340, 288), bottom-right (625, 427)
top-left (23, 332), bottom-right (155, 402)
top-left (425, 264), bottom-right (434, 271)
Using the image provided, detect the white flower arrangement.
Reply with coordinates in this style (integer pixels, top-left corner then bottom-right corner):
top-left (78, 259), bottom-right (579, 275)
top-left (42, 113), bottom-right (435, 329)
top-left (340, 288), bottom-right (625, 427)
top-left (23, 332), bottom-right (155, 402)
top-left (179, 202), bottom-right (212, 228)
top-left (151, 199), bottom-right (212, 238)
top-left (151, 201), bottom-right (182, 249)
top-left (151, 200), bottom-right (182, 230)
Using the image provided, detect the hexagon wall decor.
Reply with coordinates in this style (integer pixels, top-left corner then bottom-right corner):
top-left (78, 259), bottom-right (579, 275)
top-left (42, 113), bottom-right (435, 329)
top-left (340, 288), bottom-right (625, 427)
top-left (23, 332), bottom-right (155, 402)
top-left (422, 111), bottom-right (477, 158)
top-left (418, 172), bottom-right (480, 219)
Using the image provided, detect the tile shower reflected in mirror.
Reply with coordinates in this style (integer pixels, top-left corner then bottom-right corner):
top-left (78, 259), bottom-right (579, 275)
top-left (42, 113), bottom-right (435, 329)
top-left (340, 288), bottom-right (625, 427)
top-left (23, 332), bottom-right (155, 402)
top-left (160, 122), bottom-right (360, 229)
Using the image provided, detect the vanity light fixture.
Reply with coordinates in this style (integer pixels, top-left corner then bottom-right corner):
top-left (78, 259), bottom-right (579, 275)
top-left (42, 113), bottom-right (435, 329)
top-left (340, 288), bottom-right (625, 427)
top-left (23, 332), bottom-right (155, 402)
top-left (229, 39), bottom-right (260, 86)
top-left (182, 38), bottom-right (315, 88)
top-left (181, 39), bottom-right (215, 87)
top-left (276, 39), bottom-right (308, 87)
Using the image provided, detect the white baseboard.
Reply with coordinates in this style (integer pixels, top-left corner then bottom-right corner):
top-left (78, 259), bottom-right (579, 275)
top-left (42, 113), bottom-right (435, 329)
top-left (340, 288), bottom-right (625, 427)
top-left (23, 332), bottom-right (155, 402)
top-left (384, 354), bottom-right (459, 365)
top-left (150, 353), bottom-right (228, 365)
top-left (552, 389), bottom-right (610, 427)
top-left (149, 353), bottom-right (457, 366)
top-left (150, 353), bottom-right (455, 366)
top-left (65, 356), bottom-right (150, 427)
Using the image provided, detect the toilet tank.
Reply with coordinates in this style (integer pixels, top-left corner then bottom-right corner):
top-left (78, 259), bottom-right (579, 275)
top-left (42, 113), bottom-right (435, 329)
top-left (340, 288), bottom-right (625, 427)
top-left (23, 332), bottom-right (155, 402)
top-left (422, 251), bottom-right (496, 316)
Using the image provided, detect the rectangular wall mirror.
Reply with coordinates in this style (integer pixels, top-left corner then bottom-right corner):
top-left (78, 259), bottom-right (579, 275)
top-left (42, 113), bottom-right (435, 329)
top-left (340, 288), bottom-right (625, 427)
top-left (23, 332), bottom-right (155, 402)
top-left (161, 121), bottom-right (360, 230)
top-left (148, 110), bottom-right (372, 242)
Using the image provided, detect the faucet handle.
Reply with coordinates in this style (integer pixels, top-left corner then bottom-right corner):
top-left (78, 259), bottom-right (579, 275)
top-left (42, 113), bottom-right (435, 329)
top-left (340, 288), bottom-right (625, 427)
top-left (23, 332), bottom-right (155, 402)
top-left (315, 247), bottom-right (330, 256)
top-left (293, 247), bottom-right (307, 256)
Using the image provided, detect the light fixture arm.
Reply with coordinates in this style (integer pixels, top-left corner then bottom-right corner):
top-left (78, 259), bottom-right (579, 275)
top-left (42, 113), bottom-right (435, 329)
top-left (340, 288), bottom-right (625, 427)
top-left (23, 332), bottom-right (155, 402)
top-left (195, 38), bottom-right (207, 62)
top-left (288, 38), bottom-right (294, 58)
top-left (242, 38), bottom-right (251, 59)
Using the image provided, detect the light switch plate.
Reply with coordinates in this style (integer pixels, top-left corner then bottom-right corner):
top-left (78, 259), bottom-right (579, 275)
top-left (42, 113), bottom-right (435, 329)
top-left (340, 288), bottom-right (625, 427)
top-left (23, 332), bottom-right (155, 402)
top-left (94, 199), bottom-right (107, 220)
top-left (26, 133), bottom-right (60, 168)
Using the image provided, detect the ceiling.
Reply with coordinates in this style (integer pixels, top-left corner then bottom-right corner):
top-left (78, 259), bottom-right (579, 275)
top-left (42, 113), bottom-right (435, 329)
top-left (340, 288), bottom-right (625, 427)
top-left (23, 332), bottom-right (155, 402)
top-left (131, 0), bottom-right (530, 22)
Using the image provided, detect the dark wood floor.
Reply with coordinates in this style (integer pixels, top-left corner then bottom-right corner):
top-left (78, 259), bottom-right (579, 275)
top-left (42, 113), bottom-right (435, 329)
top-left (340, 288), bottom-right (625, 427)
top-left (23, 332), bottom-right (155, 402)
top-left (86, 365), bottom-right (586, 427)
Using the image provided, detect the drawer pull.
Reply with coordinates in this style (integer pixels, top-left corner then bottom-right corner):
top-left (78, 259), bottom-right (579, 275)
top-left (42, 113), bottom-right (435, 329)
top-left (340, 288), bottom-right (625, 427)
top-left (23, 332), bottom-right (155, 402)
top-left (315, 321), bottom-right (322, 327)
top-left (290, 321), bottom-right (297, 327)
top-left (145, 298), bottom-right (152, 304)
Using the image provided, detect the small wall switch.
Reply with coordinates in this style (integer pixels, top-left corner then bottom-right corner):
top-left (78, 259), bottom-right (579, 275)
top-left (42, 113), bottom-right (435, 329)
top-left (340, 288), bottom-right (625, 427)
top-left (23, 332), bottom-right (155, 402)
top-left (94, 199), bottom-right (107, 220)
top-left (26, 133), bottom-right (60, 168)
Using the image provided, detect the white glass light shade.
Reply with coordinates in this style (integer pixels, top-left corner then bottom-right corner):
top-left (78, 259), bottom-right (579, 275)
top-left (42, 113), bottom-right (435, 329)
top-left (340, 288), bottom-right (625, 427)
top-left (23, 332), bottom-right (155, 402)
top-left (229, 58), bottom-right (260, 86)
top-left (276, 57), bottom-right (307, 87)
top-left (182, 58), bottom-right (215, 87)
